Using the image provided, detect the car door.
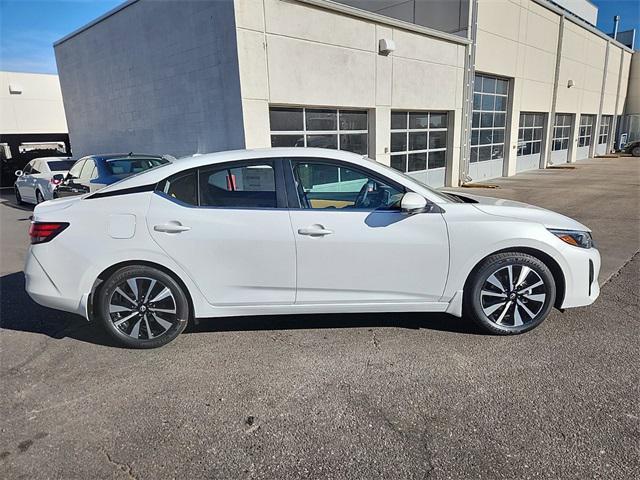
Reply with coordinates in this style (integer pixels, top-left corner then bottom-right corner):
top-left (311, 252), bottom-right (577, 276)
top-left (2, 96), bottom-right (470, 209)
top-left (16, 162), bottom-right (34, 201)
top-left (286, 158), bottom-right (450, 304)
top-left (146, 159), bottom-right (296, 306)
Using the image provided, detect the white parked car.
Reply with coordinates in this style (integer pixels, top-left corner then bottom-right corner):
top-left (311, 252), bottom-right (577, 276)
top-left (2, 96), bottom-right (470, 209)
top-left (14, 157), bottom-right (76, 205)
top-left (25, 148), bottom-right (600, 348)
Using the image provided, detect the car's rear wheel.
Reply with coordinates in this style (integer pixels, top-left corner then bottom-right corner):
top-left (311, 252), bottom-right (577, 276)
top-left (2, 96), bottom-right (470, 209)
top-left (96, 265), bottom-right (190, 348)
top-left (36, 190), bottom-right (44, 204)
top-left (15, 188), bottom-right (24, 205)
top-left (464, 252), bottom-right (556, 335)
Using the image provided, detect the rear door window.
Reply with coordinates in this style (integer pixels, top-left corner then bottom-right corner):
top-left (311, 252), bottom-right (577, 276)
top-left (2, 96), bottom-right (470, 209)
top-left (47, 160), bottom-right (75, 171)
top-left (80, 160), bottom-right (95, 179)
top-left (199, 161), bottom-right (276, 208)
top-left (157, 170), bottom-right (198, 206)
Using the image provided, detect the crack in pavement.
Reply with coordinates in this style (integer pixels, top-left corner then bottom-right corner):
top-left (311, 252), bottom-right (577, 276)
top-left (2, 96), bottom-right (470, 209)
top-left (101, 449), bottom-right (139, 480)
top-left (602, 250), bottom-right (639, 285)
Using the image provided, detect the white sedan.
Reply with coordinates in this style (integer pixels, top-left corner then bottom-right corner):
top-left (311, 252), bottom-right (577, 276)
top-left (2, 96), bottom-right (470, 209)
top-left (14, 157), bottom-right (75, 205)
top-left (24, 148), bottom-right (600, 348)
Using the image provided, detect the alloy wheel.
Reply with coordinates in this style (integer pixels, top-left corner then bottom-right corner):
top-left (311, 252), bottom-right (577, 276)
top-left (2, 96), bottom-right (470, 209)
top-left (480, 264), bottom-right (547, 327)
top-left (108, 276), bottom-right (178, 340)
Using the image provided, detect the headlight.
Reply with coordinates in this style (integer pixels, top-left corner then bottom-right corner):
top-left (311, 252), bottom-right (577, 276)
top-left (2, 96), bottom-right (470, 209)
top-left (548, 229), bottom-right (594, 249)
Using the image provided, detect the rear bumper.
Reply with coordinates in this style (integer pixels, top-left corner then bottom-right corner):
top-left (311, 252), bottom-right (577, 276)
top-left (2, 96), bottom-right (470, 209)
top-left (24, 249), bottom-right (89, 319)
top-left (560, 246), bottom-right (601, 309)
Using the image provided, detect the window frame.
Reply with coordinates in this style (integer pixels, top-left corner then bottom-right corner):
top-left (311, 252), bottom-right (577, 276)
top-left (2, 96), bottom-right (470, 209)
top-left (598, 115), bottom-right (612, 145)
top-left (578, 115), bottom-right (595, 147)
top-left (552, 113), bottom-right (573, 151)
top-left (389, 110), bottom-right (449, 173)
top-left (154, 159), bottom-right (288, 210)
top-left (470, 73), bottom-right (510, 163)
top-left (517, 112), bottom-right (545, 157)
top-left (269, 106), bottom-right (369, 155)
top-left (283, 157), bottom-right (407, 211)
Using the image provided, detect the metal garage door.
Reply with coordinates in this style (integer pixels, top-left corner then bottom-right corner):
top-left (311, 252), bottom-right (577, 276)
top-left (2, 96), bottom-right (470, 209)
top-left (389, 111), bottom-right (449, 188)
top-left (576, 114), bottom-right (595, 160)
top-left (550, 113), bottom-right (572, 164)
top-left (516, 112), bottom-right (544, 172)
top-left (595, 115), bottom-right (612, 156)
top-left (469, 74), bottom-right (509, 182)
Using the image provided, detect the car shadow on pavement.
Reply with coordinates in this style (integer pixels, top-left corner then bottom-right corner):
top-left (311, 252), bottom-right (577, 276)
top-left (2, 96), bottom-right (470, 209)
top-left (1, 271), bottom-right (481, 348)
top-left (0, 272), bottom-right (119, 347)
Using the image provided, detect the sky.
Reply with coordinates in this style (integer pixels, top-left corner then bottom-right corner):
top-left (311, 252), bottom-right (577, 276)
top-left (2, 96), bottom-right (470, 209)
top-left (0, 0), bottom-right (638, 75)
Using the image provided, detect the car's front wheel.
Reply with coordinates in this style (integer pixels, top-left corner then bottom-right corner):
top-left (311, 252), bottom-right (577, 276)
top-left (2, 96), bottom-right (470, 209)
top-left (632, 145), bottom-right (640, 157)
top-left (96, 265), bottom-right (190, 348)
top-left (36, 190), bottom-right (45, 204)
top-left (464, 252), bottom-right (556, 335)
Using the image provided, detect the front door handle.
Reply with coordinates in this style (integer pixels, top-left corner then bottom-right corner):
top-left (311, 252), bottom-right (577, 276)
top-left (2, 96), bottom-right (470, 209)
top-left (297, 225), bottom-right (333, 237)
top-left (154, 222), bottom-right (191, 233)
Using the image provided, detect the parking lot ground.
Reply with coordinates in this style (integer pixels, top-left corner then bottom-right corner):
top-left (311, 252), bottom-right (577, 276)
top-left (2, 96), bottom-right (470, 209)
top-left (1, 157), bottom-right (639, 479)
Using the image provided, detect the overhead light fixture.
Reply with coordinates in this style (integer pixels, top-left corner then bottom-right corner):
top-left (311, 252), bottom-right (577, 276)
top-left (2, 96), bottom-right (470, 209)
top-left (9, 83), bottom-right (22, 94)
top-left (567, 79), bottom-right (575, 88)
top-left (379, 38), bottom-right (395, 56)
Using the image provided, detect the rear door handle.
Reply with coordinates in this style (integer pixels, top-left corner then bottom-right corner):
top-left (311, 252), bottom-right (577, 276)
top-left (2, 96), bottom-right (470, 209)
top-left (297, 225), bottom-right (333, 237)
top-left (154, 222), bottom-right (191, 233)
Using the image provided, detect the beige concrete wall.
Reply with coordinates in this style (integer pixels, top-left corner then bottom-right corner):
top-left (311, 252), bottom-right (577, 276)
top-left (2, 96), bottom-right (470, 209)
top-left (621, 51), bottom-right (636, 115)
top-left (0, 71), bottom-right (68, 134)
top-left (475, 0), bottom-right (632, 171)
top-left (234, 0), bottom-right (464, 183)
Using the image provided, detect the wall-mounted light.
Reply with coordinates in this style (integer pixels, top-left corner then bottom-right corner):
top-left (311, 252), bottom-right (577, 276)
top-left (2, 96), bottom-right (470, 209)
top-left (567, 79), bottom-right (575, 88)
top-left (8, 83), bottom-right (22, 94)
top-left (379, 38), bottom-right (395, 56)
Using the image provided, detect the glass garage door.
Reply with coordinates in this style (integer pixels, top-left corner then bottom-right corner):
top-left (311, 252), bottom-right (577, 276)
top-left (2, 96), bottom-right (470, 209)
top-left (576, 114), bottom-right (595, 161)
top-left (470, 74), bottom-right (509, 182)
top-left (516, 113), bottom-right (544, 172)
top-left (550, 113), bottom-right (573, 164)
top-left (389, 111), bottom-right (448, 188)
top-left (269, 107), bottom-right (368, 155)
top-left (596, 115), bottom-right (612, 156)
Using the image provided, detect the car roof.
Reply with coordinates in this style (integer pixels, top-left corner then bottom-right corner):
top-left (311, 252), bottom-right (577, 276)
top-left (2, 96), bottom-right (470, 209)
top-left (94, 148), bottom-right (449, 203)
top-left (84, 153), bottom-right (164, 161)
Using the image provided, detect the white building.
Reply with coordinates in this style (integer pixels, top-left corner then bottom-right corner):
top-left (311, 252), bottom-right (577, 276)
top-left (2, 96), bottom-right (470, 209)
top-left (54, 0), bottom-right (635, 187)
top-left (0, 71), bottom-right (70, 184)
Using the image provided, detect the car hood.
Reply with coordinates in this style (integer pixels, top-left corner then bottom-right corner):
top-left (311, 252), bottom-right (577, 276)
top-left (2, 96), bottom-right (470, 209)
top-left (442, 190), bottom-right (591, 232)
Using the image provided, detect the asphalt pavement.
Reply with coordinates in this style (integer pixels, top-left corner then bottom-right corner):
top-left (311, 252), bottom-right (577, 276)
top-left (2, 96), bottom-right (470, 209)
top-left (1, 156), bottom-right (638, 479)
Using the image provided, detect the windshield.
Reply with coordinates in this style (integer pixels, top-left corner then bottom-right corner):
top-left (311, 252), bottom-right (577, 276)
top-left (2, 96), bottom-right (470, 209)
top-left (105, 157), bottom-right (169, 178)
top-left (47, 160), bottom-right (76, 171)
top-left (370, 159), bottom-right (457, 202)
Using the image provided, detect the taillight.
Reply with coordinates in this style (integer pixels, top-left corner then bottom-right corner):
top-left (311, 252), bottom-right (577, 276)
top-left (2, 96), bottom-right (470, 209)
top-left (50, 178), bottom-right (62, 185)
top-left (29, 222), bottom-right (69, 244)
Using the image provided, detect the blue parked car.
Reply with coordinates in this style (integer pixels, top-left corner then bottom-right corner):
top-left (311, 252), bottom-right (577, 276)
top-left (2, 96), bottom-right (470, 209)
top-left (53, 153), bottom-right (170, 198)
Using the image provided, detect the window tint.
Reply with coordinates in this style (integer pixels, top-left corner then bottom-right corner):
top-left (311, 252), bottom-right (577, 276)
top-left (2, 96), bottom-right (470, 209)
top-left (68, 160), bottom-right (85, 179)
top-left (80, 159), bottom-right (95, 179)
top-left (23, 163), bottom-right (32, 175)
top-left (47, 160), bottom-right (76, 171)
top-left (199, 162), bottom-right (276, 208)
top-left (292, 160), bottom-right (403, 210)
top-left (105, 157), bottom-right (168, 178)
top-left (158, 170), bottom-right (198, 206)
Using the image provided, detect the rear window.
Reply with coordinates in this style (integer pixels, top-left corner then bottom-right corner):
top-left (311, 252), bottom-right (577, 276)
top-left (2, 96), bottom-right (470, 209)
top-left (47, 160), bottom-right (76, 171)
top-left (105, 157), bottom-right (169, 178)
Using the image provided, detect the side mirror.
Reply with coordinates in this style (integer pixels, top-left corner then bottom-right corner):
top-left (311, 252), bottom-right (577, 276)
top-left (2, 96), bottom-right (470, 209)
top-left (401, 192), bottom-right (427, 214)
top-left (15, 170), bottom-right (23, 177)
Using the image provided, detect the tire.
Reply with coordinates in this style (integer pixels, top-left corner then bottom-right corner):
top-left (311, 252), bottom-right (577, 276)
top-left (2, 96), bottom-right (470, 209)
top-left (36, 190), bottom-right (45, 204)
top-left (632, 146), bottom-right (640, 157)
top-left (464, 252), bottom-right (556, 335)
top-left (96, 265), bottom-right (190, 348)
top-left (14, 188), bottom-right (24, 205)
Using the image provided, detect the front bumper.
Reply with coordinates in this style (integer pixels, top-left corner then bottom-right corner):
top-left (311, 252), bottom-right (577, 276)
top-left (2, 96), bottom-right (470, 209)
top-left (560, 246), bottom-right (601, 309)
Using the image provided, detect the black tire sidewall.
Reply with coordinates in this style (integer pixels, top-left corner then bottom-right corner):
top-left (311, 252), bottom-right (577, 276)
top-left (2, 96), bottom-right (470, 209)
top-left (15, 188), bottom-right (22, 205)
top-left (97, 266), bottom-right (189, 348)
top-left (36, 191), bottom-right (44, 204)
top-left (632, 146), bottom-right (640, 157)
top-left (465, 253), bottom-right (556, 335)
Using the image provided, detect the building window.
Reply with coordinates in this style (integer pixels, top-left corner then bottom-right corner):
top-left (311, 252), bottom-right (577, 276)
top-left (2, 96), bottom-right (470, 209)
top-left (269, 107), bottom-right (368, 155)
top-left (517, 113), bottom-right (544, 156)
top-left (552, 114), bottom-right (572, 151)
top-left (389, 111), bottom-right (448, 173)
top-left (471, 74), bottom-right (509, 163)
top-left (599, 115), bottom-right (612, 144)
top-left (578, 115), bottom-right (595, 147)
